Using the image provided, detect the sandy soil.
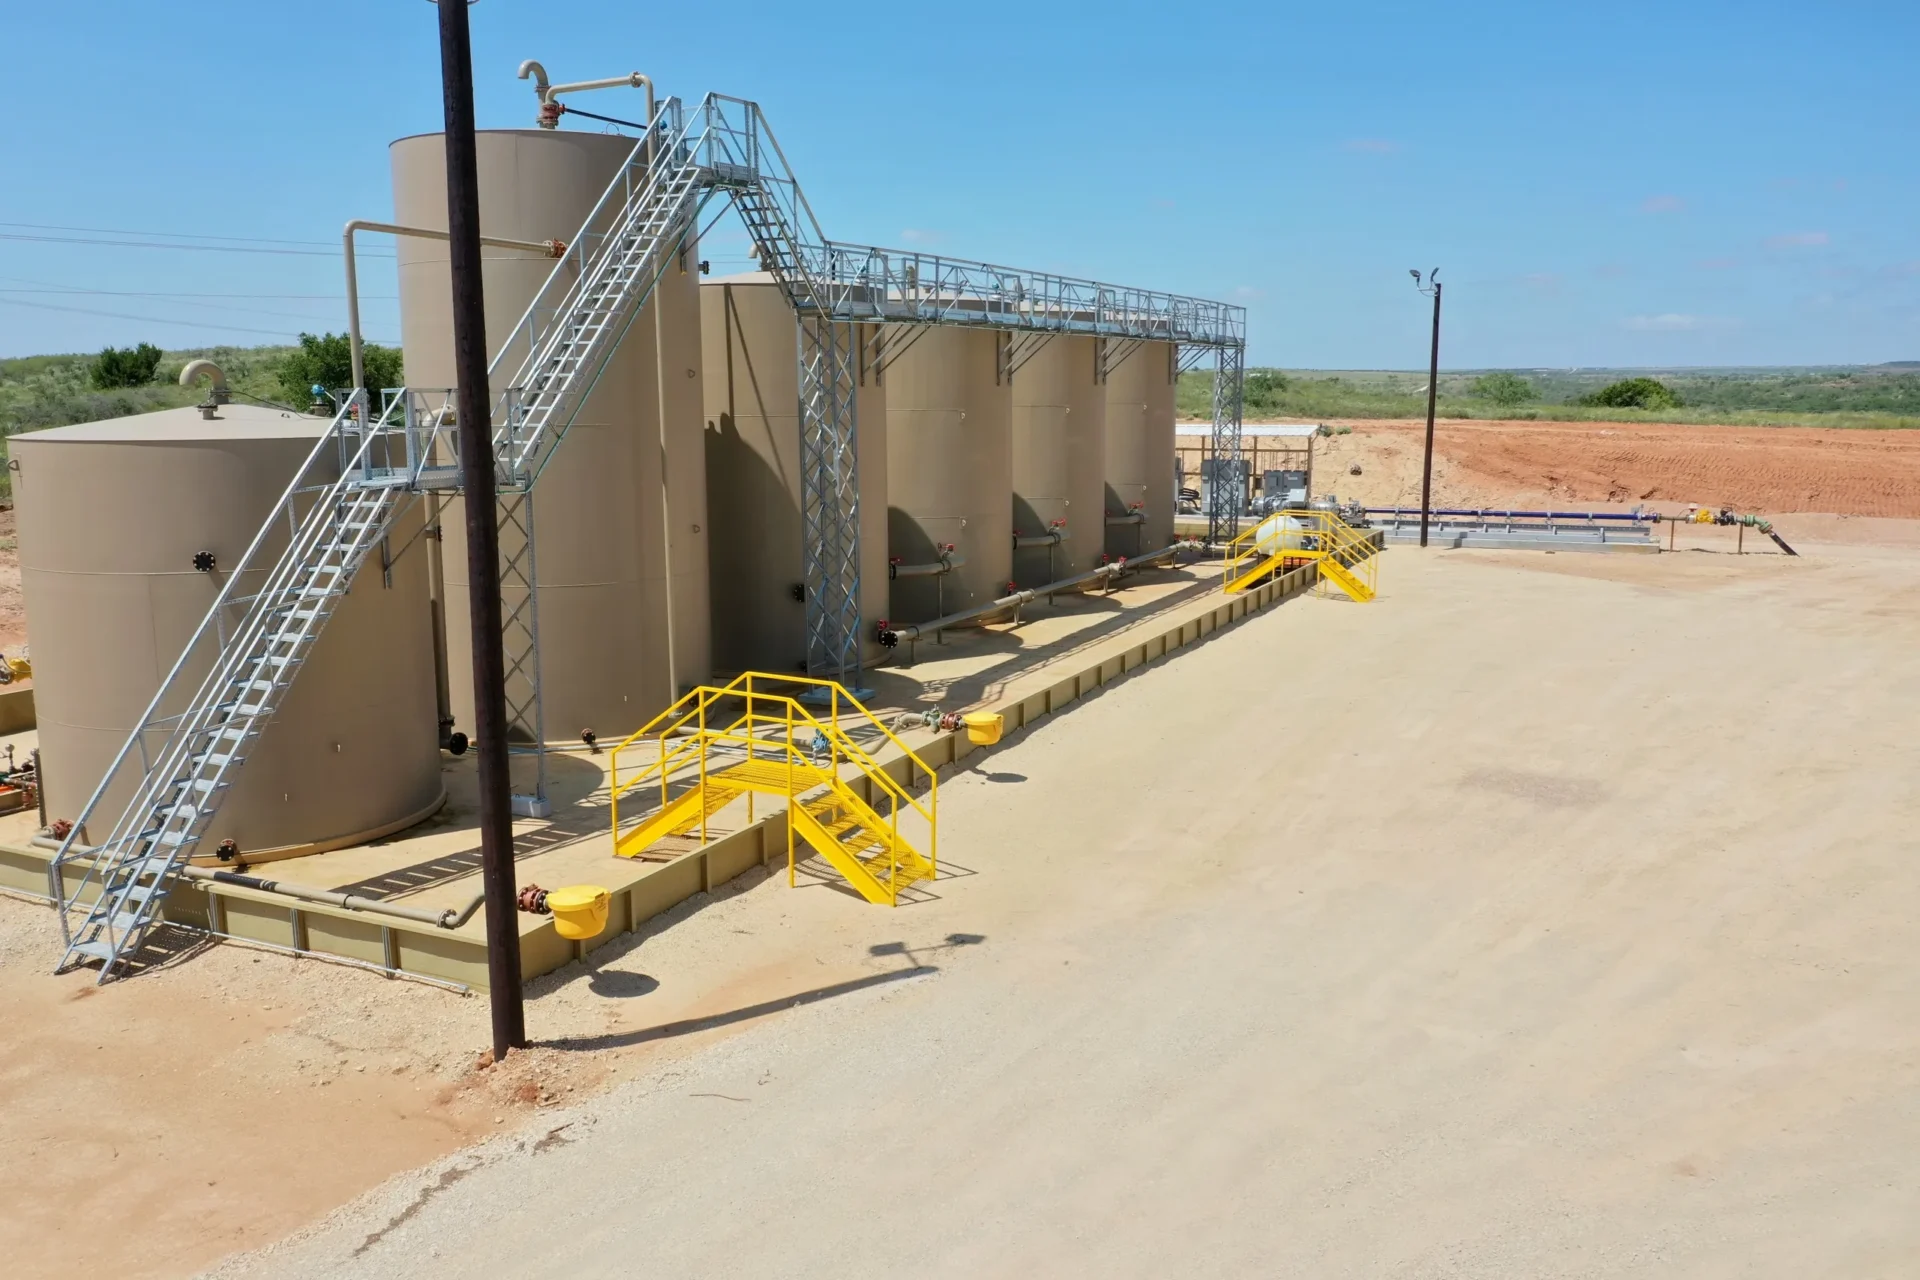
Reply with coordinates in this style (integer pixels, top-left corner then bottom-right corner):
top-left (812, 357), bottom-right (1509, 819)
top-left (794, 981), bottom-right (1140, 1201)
top-left (152, 537), bottom-right (1920, 1278)
top-left (0, 508), bottom-right (25, 654)
top-left (1279, 417), bottom-right (1920, 518)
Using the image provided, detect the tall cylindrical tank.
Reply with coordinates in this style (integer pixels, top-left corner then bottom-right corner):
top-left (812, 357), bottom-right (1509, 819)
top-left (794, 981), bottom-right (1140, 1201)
top-left (1011, 335), bottom-right (1105, 584)
top-left (391, 128), bottom-right (709, 745)
top-left (700, 274), bottom-right (889, 673)
top-left (13, 405), bottom-right (444, 863)
top-left (884, 326), bottom-right (1012, 621)
top-left (1103, 340), bottom-right (1177, 557)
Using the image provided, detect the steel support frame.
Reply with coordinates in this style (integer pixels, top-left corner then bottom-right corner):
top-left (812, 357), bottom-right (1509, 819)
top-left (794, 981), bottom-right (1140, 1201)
top-left (495, 490), bottom-right (548, 813)
top-left (1205, 343), bottom-right (1247, 546)
top-left (797, 316), bottom-right (863, 682)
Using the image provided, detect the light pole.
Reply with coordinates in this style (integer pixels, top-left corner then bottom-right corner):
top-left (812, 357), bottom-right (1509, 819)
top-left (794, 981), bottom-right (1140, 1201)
top-left (1410, 268), bottom-right (1442, 548)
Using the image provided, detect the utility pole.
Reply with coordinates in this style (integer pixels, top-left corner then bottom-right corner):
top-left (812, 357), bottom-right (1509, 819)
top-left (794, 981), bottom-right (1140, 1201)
top-left (437, 0), bottom-right (526, 1056)
top-left (1411, 269), bottom-right (1442, 548)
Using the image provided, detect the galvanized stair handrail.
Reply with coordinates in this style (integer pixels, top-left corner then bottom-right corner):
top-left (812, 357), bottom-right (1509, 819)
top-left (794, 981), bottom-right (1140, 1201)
top-left (50, 392), bottom-right (422, 979)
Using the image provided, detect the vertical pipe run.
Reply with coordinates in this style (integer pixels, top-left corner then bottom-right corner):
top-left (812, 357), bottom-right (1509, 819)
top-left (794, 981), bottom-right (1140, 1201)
top-left (437, 0), bottom-right (526, 1057)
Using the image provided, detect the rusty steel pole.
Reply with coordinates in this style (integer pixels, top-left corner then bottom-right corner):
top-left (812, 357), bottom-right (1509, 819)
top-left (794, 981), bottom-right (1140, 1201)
top-left (436, 0), bottom-right (526, 1056)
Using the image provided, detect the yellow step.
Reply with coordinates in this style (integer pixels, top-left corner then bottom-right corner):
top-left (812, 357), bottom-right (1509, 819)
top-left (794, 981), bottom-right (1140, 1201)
top-left (794, 784), bottom-right (935, 904)
top-left (614, 780), bottom-right (744, 857)
top-left (1317, 555), bottom-right (1374, 602)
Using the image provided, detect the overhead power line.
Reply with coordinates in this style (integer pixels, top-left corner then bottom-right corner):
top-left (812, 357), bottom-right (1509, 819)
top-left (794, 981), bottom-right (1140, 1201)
top-left (0, 220), bottom-right (354, 248)
top-left (0, 296), bottom-right (397, 343)
top-left (0, 232), bottom-right (393, 259)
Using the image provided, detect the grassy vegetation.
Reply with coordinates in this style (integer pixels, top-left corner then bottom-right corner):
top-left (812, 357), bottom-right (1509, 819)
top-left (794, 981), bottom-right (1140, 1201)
top-left (1177, 364), bottom-right (1920, 430)
top-left (0, 340), bottom-right (413, 502)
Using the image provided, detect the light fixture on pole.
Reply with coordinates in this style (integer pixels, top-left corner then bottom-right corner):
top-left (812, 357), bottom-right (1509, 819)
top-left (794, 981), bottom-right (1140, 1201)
top-left (1409, 268), bottom-right (1442, 549)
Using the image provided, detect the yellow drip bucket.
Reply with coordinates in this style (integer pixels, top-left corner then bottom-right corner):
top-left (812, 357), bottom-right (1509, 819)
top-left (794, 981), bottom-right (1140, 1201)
top-left (546, 885), bottom-right (611, 941)
top-left (963, 712), bottom-right (1004, 746)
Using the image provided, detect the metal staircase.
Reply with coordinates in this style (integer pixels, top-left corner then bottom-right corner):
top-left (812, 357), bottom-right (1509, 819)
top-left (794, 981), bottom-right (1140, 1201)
top-left (1221, 509), bottom-right (1380, 601)
top-left (50, 392), bottom-right (421, 977)
top-left (609, 673), bottom-right (938, 906)
top-left (49, 90), bottom-right (1240, 977)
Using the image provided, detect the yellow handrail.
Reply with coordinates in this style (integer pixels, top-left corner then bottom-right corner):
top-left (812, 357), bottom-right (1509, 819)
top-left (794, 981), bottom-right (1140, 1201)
top-left (608, 674), bottom-right (939, 880)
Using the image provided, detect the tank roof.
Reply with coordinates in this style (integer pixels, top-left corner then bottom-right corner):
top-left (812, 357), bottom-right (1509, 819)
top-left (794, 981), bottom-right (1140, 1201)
top-left (15, 403), bottom-right (331, 444)
top-left (702, 270), bottom-right (779, 286)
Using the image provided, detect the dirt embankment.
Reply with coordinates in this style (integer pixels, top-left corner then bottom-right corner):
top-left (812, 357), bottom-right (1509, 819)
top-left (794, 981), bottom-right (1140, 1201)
top-left (1222, 418), bottom-right (1920, 519)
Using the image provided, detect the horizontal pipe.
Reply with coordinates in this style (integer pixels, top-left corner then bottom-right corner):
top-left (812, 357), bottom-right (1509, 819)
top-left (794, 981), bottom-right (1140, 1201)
top-left (1366, 507), bottom-right (1659, 522)
top-left (887, 544), bottom-right (1184, 645)
top-left (889, 550), bottom-right (966, 579)
top-left (1105, 511), bottom-right (1148, 526)
top-left (32, 835), bottom-right (485, 930)
top-left (1013, 529), bottom-right (1068, 549)
top-left (345, 218), bottom-right (566, 396)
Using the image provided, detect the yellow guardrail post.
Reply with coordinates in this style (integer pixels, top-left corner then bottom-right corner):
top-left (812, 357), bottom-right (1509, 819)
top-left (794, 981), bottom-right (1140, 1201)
top-left (697, 692), bottom-right (710, 845)
top-left (744, 679), bottom-right (756, 826)
top-left (785, 699), bottom-right (796, 888)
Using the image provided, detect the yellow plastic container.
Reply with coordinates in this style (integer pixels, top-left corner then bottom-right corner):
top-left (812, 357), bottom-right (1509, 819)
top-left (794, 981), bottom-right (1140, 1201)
top-left (545, 884), bottom-right (611, 941)
top-left (963, 712), bottom-right (1004, 746)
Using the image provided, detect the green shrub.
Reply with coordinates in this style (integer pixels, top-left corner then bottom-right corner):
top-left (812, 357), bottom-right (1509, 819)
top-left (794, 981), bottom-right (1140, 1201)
top-left (90, 343), bottom-right (164, 389)
top-left (1469, 371), bottom-right (1536, 406)
top-left (1581, 377), bottom-right (1682, 410)
top-left (274, 332), bottom-right (404, 405)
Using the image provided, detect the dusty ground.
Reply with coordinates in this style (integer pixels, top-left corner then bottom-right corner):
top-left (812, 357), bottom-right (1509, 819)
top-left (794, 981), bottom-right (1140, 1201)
top-left (0, 508), bottom-right (24, 654)
top-left (1181, 417), bottom-right (1920, 520)
top-left (120, 531), bottom-right (1914, 1278)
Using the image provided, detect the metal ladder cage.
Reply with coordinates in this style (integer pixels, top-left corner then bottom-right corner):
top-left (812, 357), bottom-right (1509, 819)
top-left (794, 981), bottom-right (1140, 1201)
top-left (49, 391), bottom-right (424, 975)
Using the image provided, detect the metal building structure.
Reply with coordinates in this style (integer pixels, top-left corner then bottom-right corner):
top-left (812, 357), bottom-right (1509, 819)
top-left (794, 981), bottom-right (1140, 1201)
top-left (48, 91), bottom-right (1246, 980)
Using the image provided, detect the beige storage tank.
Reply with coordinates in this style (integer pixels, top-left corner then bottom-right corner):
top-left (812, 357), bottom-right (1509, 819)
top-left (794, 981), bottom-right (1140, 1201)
top-left (391, 128), bottom-right (709, 745)
top-left (1011, 335), bottom-right (1105, 585)
top-left (13, 405), bottom-right (444, 863)
top-left (1103, 340), bottom-right (1178, 557)
top-left (883, 326), bottom-right (1012, 621)
top-left (700, 273), bottom-right (889, 673)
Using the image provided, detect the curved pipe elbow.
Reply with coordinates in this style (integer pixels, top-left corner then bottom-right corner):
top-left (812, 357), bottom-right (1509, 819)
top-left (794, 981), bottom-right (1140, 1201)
top-left (178, 359), bottom-right (229, 401)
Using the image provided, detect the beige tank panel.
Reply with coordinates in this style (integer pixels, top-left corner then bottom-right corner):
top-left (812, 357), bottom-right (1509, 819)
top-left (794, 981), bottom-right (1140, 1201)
top-left (13, 406), bottom-right (443, 859)
top-left (883, 325), bottom-right (1012, 620)
top-left (700, 277), bottom-right (887, 673)
top-left (391, 129), bottom-right (709, 745)
top-left (1011, 335), bottom-right (1105, 582)
top-left (1103, 340), bottom-right (1177, 556)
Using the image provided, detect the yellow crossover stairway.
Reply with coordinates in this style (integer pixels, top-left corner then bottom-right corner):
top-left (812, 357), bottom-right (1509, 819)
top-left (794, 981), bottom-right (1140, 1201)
top-left (1221, 509), bottom-right (1380, 601)
top-left (609, 674), bottom-right (937, 906)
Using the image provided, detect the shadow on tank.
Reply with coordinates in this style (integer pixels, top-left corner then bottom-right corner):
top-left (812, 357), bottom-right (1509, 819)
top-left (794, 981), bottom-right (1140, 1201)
top-left (1103, 482), bottom-right (1146, 558)
top-left (888, 504), bottom-right (948, 622)
top-left (705, 412), bottom-right (805, 674)
top-left (1011, 492), bottom-right (1054, 590)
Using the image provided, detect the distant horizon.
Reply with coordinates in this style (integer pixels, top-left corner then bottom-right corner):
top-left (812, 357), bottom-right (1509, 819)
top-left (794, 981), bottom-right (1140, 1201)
top-left (4, 345), bottom-right (1916, 378)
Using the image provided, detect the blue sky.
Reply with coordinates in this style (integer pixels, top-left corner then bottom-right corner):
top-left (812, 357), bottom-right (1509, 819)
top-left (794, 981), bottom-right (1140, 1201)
top-left (3, 0), bottom-right (1915, 368)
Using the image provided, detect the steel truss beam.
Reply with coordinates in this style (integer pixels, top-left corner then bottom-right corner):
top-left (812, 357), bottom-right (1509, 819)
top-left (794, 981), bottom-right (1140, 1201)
top-left (1204, 344), bottom-right (1247, 546)
top-left (796, 317), bottom-right (863, 680)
